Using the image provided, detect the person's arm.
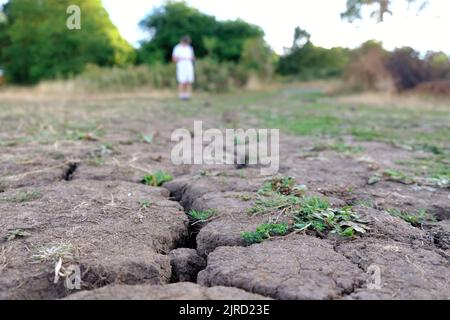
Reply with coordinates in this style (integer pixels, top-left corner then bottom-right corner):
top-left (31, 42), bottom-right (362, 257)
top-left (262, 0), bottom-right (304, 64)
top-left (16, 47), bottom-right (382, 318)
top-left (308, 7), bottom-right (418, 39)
top-left (191, 47), bottom-right (196, 61)
top-left (172, 46), bottom-right (178, 63)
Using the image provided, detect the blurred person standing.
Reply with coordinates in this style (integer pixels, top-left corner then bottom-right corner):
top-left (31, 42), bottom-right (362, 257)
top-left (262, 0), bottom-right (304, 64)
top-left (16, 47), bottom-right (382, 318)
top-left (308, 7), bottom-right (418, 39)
top-left (172, 36), bottom-right (195, 100)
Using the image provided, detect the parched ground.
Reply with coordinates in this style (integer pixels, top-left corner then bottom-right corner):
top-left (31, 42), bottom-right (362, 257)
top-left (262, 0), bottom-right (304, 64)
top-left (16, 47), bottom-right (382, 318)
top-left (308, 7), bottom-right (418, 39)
top-left (0, 84), bottom-right (449, 300)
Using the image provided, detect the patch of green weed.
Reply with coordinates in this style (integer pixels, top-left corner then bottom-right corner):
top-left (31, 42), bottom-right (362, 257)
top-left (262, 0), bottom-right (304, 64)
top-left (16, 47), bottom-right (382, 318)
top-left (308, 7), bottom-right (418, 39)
top-left (142, 170), bottom-right (173, 186)
top-left (258, 176), bottom-right (307, 196)
top-left (64, 121), bottom-right (104, 142)
top-left (329, 141), bottom-right (364, 154)
top-left (387, 208), bottom-right (435, 227)
top-left (350, 128), bottom-right (385, 141)
top-left (5, 229), bottom-right (31, 241)
top-left (139, 200), bottom-right (152, 209)
top-left (141, 134), bottom-right (153, 144)
top-left (88, 143), bottom-right (115, 166)
top-left (246, 179), bottom-right (370, 242)
top-left (12, 191), bottom-right (41, 203)
top-left (293, 202), bottom-right (369, 237)
top-left (383, 169), bottom-right (414, 184)
top-left (188, 209), bottom-right (217, 221)
top-left (242, 223), bottom-right (289, 244)
top-left (394, 157), bottom-right (450, 188)
top-left (248, 193), bottom-right (301, 215)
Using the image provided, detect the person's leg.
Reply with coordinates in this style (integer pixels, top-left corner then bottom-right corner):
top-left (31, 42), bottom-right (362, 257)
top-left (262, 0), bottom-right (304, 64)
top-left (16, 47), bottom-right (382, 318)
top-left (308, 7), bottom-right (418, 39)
top-left (185, 83), bottom-right (192, 99)
top-left (183, 83), bottom-right (189, 99)
top-left (178, 83), bottom-right (185, 99)
top-left (179, 83), bottom-right (189, 100)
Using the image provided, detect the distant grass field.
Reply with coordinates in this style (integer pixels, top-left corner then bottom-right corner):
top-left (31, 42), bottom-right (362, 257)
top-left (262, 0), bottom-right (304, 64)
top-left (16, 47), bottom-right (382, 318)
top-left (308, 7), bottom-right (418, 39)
top-left (0, 82), bottom-right (449, 184)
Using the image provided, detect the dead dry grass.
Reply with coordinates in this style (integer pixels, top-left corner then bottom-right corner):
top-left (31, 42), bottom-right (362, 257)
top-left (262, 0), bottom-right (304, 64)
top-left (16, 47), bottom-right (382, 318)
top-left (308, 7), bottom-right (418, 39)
top-left (0, 81), bottom-right (174, 103)
top-left (333, 91), bottom-right (450, 111)
top-left (0, 246), bottom-right (11, 272)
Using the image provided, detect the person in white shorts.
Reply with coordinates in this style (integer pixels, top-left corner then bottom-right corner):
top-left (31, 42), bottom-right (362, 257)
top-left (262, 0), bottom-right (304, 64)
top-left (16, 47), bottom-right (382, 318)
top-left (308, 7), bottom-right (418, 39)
top-left (172, 36), bottom-right (195, 100)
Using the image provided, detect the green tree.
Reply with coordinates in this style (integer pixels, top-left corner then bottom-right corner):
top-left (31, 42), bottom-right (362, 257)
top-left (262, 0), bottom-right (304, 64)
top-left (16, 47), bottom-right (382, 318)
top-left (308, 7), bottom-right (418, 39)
top-left (1, 0), bottom-right (134, 84)
top-left (0, 5), bottom-right (9, 67)
top-left (342, 0), bottom-right (429, 22)
top-left (277, 27), bottom-right (349, 79)
top-left (138, 1), bottom-right (217, 63)
top-left (138, 1), bottom-right (264, 64)
top-left (291, 27), bottom-right (311, 49)
top-left (213, 19), bottom-right (264, 62)
top-left (425, 52), bottom-right (450, 80)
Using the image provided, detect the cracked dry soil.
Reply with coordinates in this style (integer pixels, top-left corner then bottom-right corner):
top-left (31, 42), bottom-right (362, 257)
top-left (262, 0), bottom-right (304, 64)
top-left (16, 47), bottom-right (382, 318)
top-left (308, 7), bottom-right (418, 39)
top-left (0, 90), bottom-right (449, 300)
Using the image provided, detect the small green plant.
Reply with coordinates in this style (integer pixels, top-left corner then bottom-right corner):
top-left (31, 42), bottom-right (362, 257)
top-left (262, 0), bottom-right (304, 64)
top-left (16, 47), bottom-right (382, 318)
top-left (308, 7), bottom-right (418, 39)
top-left (383, 169), bottom-right (414, 184)
top-left (314, 140), bottom-right (364, 154)
top-left (387, 208), bottom-right (435, 227)
top-left (188, 209), bottom-right (217, 221)
top-left (415, 143), bottom-right (444, 155)
top-left (88, 143), bottom-right (114, 166)
top-left (258, 176), bottom-right (307, 196)
top-left (5, 229), bottom-right (31, 241)
top-left (290, 197), bottom-right (369, 237)
top-left (351, 128), bottom-right (383, 141)
top-left (339, 227), bottom-right (356, 237)
top-left (64, 122), bottom-right (104, 142)
top-left (238, 171), bottom-right (247, 179)
top-left (139, 200), bottom-right (152, 209)
top-left (354, 198), bottom-right (375, 208)
top-left (298, 196), bottom-right (330, 215)
top-left (68, 130), bottom-right (101, 141)
top-left (248, 179), bottom-right (370, 241)
top-left (142, 170), bottom-right (173, 186)
top-left (239, 194), bottom-right (252, 201)
top-left (367, 175), bottom-right (381, 185)
top-left (12, 191), bottom-right (41, 203)
top-left (248, 193), bottom-right (301, 215)
top-left (329, 141), bottom-right (364, 154)
top-left (395, 157), bottom-right (450, 188)
top-left (141, 134), bottom-right (153, 144)
top-left (242, 223), bottom-right (289, 244)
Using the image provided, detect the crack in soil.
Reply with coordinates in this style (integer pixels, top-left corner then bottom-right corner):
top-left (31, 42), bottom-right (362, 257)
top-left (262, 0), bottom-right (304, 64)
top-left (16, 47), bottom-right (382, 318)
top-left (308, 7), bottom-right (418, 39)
top-left (63, 162), bottom-right (78, 181)
top-left (166, 187), bottom-right (208, 283)
top-left (332, 241), bottom-right (368, 298)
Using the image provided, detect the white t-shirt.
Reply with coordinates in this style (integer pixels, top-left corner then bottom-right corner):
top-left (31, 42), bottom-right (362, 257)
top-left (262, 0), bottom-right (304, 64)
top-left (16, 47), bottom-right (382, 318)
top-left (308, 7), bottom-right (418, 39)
top-left (172, 44), bottom-right (194, 62)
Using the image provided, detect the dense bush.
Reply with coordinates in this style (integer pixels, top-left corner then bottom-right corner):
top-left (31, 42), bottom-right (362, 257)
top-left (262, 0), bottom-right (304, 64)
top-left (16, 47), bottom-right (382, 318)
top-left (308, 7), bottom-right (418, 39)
top-left (415, 80), bottom-right (450, 95)
top-left (386, 47), bottom-right (427, 90)
top-left (73, 64), bottom-right (175, 91)
top-left (73, 59), bottom-right (253, 93)
top-left (424, 52), bottom-right (450, 80)
top-left (194, 59), bottom-right (234, 92)
top-left (277, 27), bottom-right (349, 80)
top-left (344, 40), bottom-right (394, 91)
top-left (240, 38), bottom-right (276, 80)
top-left (344, 41), bottom-right (450, 93)
top-left (278, 45), bottom-right (349, 79)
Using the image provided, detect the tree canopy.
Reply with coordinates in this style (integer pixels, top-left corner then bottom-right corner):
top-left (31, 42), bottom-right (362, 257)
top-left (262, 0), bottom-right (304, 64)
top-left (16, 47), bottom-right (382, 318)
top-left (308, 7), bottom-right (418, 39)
top-left (1, 0), bottom-right (134, 84)
top-left (277, 27), bottom-right (349, 79)
top-left (138, 1), bottom-right (264, 64)
top-left (342, 0), bottom-right (429, 22)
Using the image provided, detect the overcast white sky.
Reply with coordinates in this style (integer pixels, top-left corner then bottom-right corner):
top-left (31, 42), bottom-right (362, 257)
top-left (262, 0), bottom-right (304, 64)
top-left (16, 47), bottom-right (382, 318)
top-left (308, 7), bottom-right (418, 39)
top-left (1, 0), bottom-right (449, 53)
top-left (101, 0), bottom-right (449, 54)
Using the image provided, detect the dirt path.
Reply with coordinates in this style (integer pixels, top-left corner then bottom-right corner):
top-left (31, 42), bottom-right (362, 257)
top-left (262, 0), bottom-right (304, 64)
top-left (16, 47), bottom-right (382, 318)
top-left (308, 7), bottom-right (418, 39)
top-left (0, 86), bottom-right (449, 299)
